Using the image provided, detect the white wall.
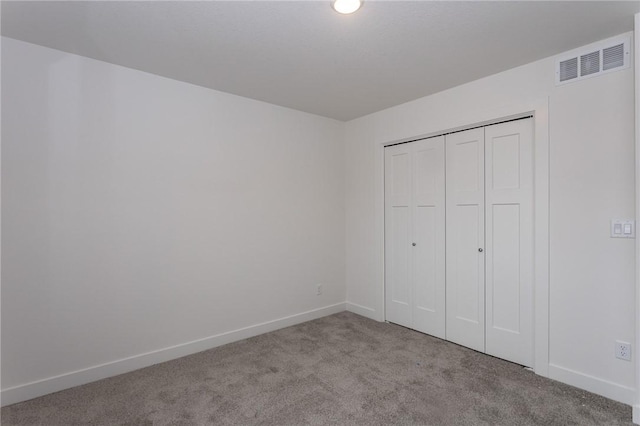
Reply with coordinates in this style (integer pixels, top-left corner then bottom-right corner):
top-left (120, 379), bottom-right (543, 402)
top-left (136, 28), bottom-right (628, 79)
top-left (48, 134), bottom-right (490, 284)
top-left (1, 37), bottom-right (346, 404)
top-left (345, 33), bottom-right (636, 404)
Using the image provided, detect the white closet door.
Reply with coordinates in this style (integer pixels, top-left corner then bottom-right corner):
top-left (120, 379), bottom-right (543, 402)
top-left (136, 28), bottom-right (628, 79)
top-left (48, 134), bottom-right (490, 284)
top-left (385, 137), bottom-right (445, 336)
top-left (446, 128), bottom-right (485, 352)
top-left (485, 119), bottom-right (534, 367)
top-left (385, 144), bottom-right (413, 328)
top-left (412, 137), bottom-right (446, 338)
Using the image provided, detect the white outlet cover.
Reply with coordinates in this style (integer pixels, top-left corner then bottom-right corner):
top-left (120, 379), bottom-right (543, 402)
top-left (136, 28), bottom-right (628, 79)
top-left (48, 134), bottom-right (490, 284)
top-left (615, 341), bottom-right (632, 361)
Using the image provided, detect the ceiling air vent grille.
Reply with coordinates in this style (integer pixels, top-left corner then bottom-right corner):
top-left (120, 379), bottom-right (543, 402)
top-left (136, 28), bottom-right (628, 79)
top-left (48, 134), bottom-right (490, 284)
top-left (555, 35), bottom-right (630, 86)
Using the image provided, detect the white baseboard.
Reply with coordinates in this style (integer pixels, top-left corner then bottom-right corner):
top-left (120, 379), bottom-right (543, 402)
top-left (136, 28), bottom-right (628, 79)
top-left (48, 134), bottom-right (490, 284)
top-left (1, 302), bottom-right (346, 407)
top-left (548, 363), bottom-right (635, 405)
top-left (633, 404), bottom-right (640, 424)
top-left (346, 302), bottom-right (378, 321)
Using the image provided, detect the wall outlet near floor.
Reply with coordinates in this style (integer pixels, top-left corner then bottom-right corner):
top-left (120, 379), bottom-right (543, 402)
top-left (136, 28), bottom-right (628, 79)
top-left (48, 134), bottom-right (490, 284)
top-left (316, 284), bottom-right (323, 296)
top-left (615, 341), bottom-right (631, 361)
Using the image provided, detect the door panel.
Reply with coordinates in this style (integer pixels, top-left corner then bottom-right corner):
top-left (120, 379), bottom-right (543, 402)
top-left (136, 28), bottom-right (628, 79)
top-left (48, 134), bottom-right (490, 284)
top-left (385, 137), bottom-right (445, 337)
top-left (385, 145), bottom-right (412, 328)
top-left (454, 204), bottom-right (482, 324)
top-left (453, 141), bottom-right (481, 192)
top-left (413, 205), bottom-right (436, 313)
top-left (491, 133), bottom-right (521, 190)
top-left (485, 118), bottom-right (533, 367)
top-left (446, 128), bottom-right (485, 352)
top-left (490, 204), bottom-right (520, 332)
top-left (412, 137), bottom-right (445, 338)
top-left (390, 206), bottom-right (410, 305)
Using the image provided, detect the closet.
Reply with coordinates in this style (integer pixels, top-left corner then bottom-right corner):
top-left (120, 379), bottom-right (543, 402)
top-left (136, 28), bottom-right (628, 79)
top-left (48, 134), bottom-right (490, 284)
top-left (385, 118), bottom-right (533, 367)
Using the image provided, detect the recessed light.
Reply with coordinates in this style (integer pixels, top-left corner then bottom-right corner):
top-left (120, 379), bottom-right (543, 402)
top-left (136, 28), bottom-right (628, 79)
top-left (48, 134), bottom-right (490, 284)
top-left (332, 0), bottom-right (362, 15)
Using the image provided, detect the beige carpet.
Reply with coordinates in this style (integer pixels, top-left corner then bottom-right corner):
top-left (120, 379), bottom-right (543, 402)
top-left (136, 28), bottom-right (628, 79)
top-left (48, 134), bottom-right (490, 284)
top-left (1, 311), bottom-right (633, 425)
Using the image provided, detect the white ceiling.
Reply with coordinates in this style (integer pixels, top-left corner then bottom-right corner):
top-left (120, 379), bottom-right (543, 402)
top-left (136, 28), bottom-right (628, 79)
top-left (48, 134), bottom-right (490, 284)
top-left (2, 1), bottom-right (639, 121)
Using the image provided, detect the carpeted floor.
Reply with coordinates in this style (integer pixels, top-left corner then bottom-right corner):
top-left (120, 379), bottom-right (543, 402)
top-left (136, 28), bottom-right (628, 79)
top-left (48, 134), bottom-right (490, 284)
top-left (1, 311), bottom-right (633, 425)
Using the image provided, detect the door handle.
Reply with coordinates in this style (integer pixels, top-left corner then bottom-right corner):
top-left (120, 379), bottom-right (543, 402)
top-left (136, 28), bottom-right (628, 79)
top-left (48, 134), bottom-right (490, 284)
top-left (478, 248), bottom-right (483, 252)
top-left (412, 243), bottom-right (417, 246)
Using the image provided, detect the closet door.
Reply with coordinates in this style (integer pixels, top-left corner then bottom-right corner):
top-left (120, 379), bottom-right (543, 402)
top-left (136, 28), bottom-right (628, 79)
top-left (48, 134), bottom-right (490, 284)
top-left (446, 128), bottom-right (485, 352)
top-left (385, 137), bottom-right (445, 337)
top-left (412, 137), bottom-right (446, 338)
top-left (385, 143), bottom-right (413, 328)
top-left (485, 119), bottom-right (533, 367)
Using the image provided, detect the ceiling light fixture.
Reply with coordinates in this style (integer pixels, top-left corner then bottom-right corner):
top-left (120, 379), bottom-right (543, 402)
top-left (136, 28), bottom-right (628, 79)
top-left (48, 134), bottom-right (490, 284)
top-left (332, 0), bottom-right (362, 14)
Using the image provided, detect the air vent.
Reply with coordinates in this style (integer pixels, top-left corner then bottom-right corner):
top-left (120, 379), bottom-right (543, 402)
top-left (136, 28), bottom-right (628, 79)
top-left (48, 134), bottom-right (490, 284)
top-left (580, 51), bottom-right (600, 76)
top-left (555, 35), bottom-right (630, 86)
top-left (559, 57), bottom-right (578, 82)
top-left (603, 43), bottom-right (624, 71)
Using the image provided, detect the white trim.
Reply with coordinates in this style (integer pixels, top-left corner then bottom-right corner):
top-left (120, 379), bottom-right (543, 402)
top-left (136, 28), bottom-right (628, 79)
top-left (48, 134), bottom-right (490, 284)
top-left (376, 134), bottom-right (386, 324)
top-left (346, 301), bottom-right (378, 320)
top-left (1, 302), bottom-right (346, 407)
top-left (375, 99), bottom-right (550, 377)
top-left (0, 23), bottom-right (3, 409)
top-left (548, 363), bottom-right (636, 405)
top-left (532, 99), bottom-right (550, 377)
top-left (634, 12), bottom-right (640, 425)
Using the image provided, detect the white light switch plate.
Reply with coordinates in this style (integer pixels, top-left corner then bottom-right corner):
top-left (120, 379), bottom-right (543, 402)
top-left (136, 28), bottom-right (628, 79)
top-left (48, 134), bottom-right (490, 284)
top-left (611, 219), bottom-right (635, 238)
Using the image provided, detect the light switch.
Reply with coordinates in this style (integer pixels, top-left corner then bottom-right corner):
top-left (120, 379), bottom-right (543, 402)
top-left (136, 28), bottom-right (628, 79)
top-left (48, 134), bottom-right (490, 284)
top-left (611, 219), bottom-right (635, 238)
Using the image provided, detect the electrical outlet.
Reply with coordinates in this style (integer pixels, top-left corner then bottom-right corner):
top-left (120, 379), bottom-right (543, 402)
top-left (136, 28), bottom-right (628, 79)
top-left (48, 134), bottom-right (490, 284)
top-left (615, 341), bottom-right (632, 361)
top-left (316, 284), bottom-right (323, 296)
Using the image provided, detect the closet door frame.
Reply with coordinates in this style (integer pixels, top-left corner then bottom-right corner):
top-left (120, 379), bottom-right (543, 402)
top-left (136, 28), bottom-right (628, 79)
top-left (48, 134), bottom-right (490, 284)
top-left (378, 103), bottom-right (550, 378)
